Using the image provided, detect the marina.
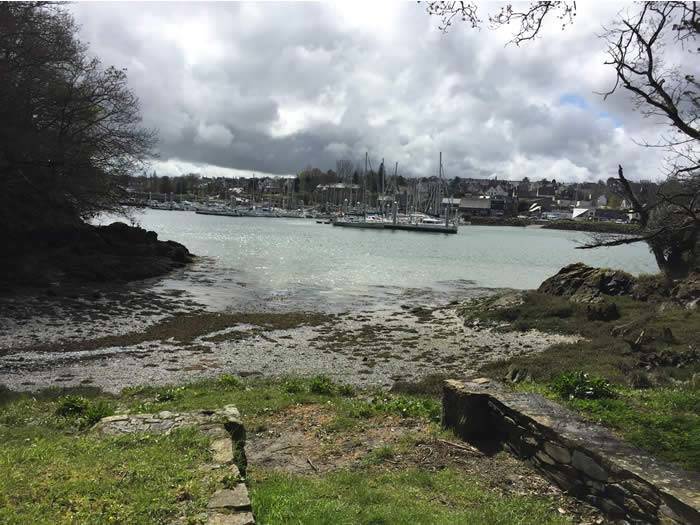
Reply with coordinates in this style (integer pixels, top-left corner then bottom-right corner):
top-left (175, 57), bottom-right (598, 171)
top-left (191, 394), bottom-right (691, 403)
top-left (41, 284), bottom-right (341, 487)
top-left (112, 208), bottom-right (658, 313)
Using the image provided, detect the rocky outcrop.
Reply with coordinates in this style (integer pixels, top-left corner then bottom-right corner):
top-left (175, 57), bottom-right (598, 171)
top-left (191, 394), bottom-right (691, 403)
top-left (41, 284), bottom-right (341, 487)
top-left (671, 273), bottom-right (700, 310)
top-left (538, 263), bottom-right (636, 303)
top-left (0, 221), bottom-right (193, 289)
top-left (94, 405), bottom-right (254, 525)
top-left (442, 378), bottom-right (700, 524)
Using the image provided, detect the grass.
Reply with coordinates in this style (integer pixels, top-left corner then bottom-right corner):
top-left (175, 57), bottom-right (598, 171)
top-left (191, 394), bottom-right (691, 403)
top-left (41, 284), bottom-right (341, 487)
top-left (250, 468), bottom-right (569, 525)
top-left (0, 427), bottom-right (213, 524)
top-left (462, 289), bottom-right (700, 472)
top-left (517, 382), bottom-right (700, 472)
top-left (0, 376), bottom-right (459, 524)
top-left (0, 374), bottom-right (583, 524)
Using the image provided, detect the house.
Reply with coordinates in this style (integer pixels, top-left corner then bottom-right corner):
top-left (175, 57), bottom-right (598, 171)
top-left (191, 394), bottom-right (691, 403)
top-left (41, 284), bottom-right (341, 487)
top-left (459, 196), bottom-right (492, 217)
top-left (485, 185), bottom-right (508, 198)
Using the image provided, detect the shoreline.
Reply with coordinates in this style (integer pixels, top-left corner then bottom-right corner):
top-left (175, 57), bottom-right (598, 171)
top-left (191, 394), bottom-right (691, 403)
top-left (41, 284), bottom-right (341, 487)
top-left (0, 281), bottom-right (577, 394)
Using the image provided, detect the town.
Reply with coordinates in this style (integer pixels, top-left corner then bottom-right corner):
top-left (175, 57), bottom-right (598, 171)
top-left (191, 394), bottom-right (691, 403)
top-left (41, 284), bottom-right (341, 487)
top-left (122, 161), bottom-right (651, 224)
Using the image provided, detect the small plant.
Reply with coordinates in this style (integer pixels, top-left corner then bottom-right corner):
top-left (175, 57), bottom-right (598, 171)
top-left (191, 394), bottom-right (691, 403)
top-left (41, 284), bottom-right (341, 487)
top-left (154, 387), bottom-right (185, 403)
top-left (217, 374), bottom-right (242, 389)
top-left (55, 396), bottom-right (114, 429)
top-left (283, 378), bottom-right (307, 394)
top-left (80, 400), bottom-right (115, 428)
top-left (309, 375), bottom-right (336, 395)
top-left (551, 371), bottom-right (617, 400)
top-left (364, 445), bottom-right (396, 465)
top-left (336, 383), bottom-right (356, 397)
top-left (221, 473), bottom-right (241, 489)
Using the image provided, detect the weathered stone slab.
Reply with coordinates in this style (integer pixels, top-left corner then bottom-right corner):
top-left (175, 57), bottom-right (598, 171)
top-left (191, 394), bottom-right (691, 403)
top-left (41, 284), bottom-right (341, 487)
top-left (208, 485), bottom-right (251, 511)
top-left (442, 378), bottom-right (700, 524)
top-left (207, 511), bottom-right (255, 525)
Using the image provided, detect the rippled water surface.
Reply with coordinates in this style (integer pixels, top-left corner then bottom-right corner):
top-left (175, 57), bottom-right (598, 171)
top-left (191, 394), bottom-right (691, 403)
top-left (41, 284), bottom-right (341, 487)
top-left (123, 209), bottom-right (657, 311)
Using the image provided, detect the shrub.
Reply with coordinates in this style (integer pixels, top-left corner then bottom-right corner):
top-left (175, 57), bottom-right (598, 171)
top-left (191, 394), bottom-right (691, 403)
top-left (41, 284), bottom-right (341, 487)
top-left (55, 396), bottom-right (114, 429)
top-left (55, 395), bottom-right (89, 417)
top-left (550, 371), bottom-right (617, 400)
top-left (340, 395), bottom-right (440, 423)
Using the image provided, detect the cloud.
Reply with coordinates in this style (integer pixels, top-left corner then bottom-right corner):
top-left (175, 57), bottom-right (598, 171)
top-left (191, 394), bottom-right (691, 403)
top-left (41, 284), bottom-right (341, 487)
top-left (69, 2), bottom-right (678, 181)
top-left (194, 122), bottom-right (234, 148)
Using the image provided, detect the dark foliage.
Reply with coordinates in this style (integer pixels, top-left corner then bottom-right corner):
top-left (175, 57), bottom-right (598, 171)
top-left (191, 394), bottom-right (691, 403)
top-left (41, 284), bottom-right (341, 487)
top-left (0, 3), bottom-right (156, 238)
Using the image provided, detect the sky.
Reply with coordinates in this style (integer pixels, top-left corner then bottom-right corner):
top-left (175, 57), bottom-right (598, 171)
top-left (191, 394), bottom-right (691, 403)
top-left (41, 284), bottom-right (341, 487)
top-left (69, 1), bottom-right (676, 182)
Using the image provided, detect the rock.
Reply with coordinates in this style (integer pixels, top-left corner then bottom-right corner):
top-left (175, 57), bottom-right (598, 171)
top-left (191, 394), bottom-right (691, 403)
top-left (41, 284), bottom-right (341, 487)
top-left (572, 451), bottom-right (608, 482)
top-left (211, 438), bottom-right (234, 464)
top-left (504, 365), bottom-right (531, 384)
top-left (0, 221), bottom-right (193, 289)
top-left (207, 485), bottom-right (251, 511)
top-left (207, 512), bottom-right (255, 525)
top-left (535, 450), bottom-right (556, 465)
top-left (539, 263), bottom-right (636, 301)
top-left (544, 441), bottom-right (572, 464)
top-left (671, 272), bottom-right (700, 309)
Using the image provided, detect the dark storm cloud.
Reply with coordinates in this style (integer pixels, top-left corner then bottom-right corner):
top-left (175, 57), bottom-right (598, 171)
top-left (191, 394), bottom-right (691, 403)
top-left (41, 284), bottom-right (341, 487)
top-left (70, 2), bottom-right (672, 181)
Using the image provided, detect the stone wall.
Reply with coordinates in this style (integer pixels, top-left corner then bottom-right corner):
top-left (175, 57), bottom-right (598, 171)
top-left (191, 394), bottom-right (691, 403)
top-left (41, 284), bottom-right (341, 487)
top-left (443, 379), bottom-right (700, 524)
top-left (94, 405), bottom-right (254, 525)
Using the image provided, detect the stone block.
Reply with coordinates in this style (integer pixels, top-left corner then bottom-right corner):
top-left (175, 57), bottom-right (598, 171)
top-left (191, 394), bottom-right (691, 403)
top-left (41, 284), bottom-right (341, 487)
top-left (208, 485), bottom-right (251, 511)
top-left (207, 512), bottom-right (255, 525)
top-left (543, 442), bottom-right (571, 464)
top-left (211, 438), bottom-right (234, 464)
top-left (535, 450), bottom-right (556, 466)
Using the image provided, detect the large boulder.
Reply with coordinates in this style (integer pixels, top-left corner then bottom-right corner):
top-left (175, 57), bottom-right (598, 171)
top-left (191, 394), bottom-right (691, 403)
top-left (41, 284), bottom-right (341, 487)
top-left (538, 263), bottom-right (636, 303)
top-left (0, 221), bottom-right (193, 289)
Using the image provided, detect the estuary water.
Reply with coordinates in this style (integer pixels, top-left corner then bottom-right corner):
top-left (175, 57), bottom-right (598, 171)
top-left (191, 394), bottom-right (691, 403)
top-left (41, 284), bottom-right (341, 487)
top-left (124, 209), bottom-right (657, 312)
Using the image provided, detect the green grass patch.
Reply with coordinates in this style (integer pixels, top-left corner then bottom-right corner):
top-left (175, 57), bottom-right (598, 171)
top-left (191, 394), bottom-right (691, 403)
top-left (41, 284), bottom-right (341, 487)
top-left (550, 371), bottom-right (617, 400)
top-left (0, 427), bottom-right (213, 524)
top-left (249, 467), bottom-right (569, 525)
top-left (515, 383), bottom-right (700, 471)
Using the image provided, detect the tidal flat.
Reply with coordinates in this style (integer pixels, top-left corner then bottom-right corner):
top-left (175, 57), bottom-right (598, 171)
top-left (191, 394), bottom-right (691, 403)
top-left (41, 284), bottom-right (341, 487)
top-left (0, 281), bottom-right (577, 393)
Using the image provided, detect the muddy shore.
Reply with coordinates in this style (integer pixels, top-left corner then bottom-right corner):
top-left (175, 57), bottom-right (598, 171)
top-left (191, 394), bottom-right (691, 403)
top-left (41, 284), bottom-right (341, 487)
top-left (0, 268), bottom-right (577, 393)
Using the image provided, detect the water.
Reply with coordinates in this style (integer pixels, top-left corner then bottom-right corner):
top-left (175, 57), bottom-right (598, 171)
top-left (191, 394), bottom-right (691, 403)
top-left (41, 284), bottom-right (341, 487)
top-left (122, 209), bottom-right (657, 312)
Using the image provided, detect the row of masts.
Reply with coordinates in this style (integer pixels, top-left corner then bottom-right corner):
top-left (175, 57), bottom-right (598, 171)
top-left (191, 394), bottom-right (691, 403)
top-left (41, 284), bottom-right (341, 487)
top-left (244, 152), bottom-right (455, 219)
top-left (344, 151), bottom-right (453, 221)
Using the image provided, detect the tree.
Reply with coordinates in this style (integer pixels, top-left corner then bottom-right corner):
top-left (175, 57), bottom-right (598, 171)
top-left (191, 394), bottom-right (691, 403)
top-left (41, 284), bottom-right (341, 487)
top-left (425, 1), bottom-right (577, 45)
top-left (0, 2), bottom-right (156, 236)
top-left (426, 1), bottom-right (699, 277)
top-left (586, 166), bottom-right (698, 278)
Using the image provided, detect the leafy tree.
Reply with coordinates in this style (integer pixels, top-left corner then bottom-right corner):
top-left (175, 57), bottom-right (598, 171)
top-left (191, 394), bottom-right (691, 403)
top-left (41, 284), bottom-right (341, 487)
top-left (0, 2), bottom-right (156, 236)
